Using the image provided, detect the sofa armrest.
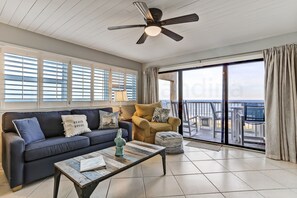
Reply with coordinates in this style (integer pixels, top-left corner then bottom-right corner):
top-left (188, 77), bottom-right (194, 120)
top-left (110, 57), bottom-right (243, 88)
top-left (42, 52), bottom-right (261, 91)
top-left (132, 116), bottom-right (150, 129)
top-left (132, 116), bottom-right (150, 138)
top-left (168, 117), bottom-right (181, 132)
top-left (119, 121), bottom-right (132, 141)
top-left (2, 132), bottom-right (25, 189)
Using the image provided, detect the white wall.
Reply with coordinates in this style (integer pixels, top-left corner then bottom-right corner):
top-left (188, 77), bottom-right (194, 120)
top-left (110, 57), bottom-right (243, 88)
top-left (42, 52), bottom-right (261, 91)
top-left (0, 23), bottom-right (143, 102)
top-left (144, 31), bottom-right (297, 69)
top-left (0, 23), bottom-right (143, 162)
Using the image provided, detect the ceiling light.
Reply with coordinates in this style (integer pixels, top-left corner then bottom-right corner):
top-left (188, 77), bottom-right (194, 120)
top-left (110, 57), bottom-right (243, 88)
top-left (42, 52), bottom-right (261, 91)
top-left (144, 25), bottom-right (161, 36)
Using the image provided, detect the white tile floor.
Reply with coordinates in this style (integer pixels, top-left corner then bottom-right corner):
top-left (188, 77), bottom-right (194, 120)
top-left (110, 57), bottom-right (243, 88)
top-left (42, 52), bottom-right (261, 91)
top-left (1, 140), bottom-right (297, 198)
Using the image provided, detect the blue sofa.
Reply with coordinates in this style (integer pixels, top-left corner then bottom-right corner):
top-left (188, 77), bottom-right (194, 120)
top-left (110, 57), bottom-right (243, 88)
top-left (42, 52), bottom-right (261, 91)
top-left (1, 107), bottom-right (132, 190)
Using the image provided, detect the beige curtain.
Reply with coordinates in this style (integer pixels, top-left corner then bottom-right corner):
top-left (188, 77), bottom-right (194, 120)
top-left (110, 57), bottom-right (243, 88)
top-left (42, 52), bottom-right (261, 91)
top-left (264, 44), bottom-right (297, 163)
top-left (143, 67), bottom-right (159, 104)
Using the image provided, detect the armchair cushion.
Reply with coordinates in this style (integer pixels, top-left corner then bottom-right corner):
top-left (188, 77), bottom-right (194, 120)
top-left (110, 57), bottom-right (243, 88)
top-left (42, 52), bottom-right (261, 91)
top-left (134, 102), bottom-right (162, 121)
top-left (149, 122), bottom-right (172, 134)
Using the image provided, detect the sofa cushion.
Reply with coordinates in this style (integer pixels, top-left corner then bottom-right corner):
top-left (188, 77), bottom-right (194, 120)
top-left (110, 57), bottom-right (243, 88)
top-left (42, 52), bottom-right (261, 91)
top-left (149, 122), bottom-right (173, 134)
top-left (2, 111), bottom-right (71, 138)
top-left (82, 129), bottom-right (128, 145)
top-left (134, 102), bottom-right (162, 121)
top-left (13, 117), bottom-right (45, 145)
top-left (25, 136), bottom-right (90, 162)
top-left (71, 108), bottom-right (112, 130)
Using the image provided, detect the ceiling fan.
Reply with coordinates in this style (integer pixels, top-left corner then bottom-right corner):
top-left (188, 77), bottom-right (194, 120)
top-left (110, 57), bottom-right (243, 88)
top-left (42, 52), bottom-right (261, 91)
top-left (107, 1), bottom-right (199, 44)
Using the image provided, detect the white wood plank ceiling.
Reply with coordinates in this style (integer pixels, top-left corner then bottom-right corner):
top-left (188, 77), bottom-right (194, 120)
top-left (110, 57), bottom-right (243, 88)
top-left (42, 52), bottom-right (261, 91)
top-left (1, 0), bottom-right (297, 63)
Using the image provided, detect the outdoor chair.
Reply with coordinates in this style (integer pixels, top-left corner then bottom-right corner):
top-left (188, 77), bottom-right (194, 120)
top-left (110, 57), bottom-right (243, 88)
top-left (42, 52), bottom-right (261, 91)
top-left (170, 101), bottom-right (199, 137)
top-left (209, 102), bottom-right (223, 138)
top-left (240, 104), bottom-right (265, 145)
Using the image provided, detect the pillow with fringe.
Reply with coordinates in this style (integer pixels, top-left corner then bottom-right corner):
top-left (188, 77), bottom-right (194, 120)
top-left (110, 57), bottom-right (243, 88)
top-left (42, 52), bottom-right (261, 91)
top-left (62, 115), bottom-right (91, 137)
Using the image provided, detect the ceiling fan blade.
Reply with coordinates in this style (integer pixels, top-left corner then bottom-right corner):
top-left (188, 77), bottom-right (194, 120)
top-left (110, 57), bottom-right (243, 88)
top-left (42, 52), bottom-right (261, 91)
top-left (161, 28), bottom-right (183, 41)
top-left (108, 24), bottom-right (145, 30)
top-left (133, 1), bottom-right (154, 21)
top-left (136, 33), bottom-right (148, 44)
top-left (160, 13), bottom-right (199, 26)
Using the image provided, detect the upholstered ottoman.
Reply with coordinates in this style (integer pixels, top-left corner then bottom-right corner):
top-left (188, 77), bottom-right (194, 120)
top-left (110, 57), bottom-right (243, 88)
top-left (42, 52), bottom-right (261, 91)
top-left (155, 131), bottom-right (184, 154)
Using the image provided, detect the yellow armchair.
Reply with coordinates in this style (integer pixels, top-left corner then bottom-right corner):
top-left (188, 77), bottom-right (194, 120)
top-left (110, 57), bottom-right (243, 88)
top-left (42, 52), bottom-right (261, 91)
top-left (132, 102), bottom-right (181, 144)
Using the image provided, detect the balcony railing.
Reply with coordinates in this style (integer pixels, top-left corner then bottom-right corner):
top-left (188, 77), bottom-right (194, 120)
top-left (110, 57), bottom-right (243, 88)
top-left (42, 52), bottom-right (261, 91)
top-left (160, 99), bottom-right (265, 146)
top-left (161, 99), bottom-right (264, 118)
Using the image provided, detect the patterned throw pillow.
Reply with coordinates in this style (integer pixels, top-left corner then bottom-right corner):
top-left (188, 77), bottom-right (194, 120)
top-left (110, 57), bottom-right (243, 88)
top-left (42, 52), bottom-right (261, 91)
top-left (99, 111), bottom-right (119, 129)
top-left (61, 115), bottom-right (91, 137)
top-left (152, 107), bottom-right (170, 123)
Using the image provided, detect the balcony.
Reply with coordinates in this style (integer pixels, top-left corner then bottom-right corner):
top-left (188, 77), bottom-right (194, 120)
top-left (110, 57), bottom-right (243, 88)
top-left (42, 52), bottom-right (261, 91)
top-left (161, 100), bottom-right (265, 150)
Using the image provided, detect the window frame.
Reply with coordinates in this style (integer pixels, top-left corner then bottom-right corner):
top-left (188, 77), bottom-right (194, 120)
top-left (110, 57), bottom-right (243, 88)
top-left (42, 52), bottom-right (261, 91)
top-left (93, 63), bottom-right (111, 106)
top-left (0, 46), bottom-right (138, 111)
top-left (126, 71), bottom-right (138, 101)
top-left (39, 54), bottom-right (69, 108)
top-left (1, 47), bottom-right (39, 110)
top-left (71, 61), bottom-right (92, 104)
top-left (110, 67), bottom-right (138, 104)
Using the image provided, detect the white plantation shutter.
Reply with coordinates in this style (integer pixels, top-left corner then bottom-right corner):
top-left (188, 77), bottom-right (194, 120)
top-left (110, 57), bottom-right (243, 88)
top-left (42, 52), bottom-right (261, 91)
top-left (1, 46), bottom-right (138, 109)
top-left (94, 68), bottom-right (110, 101)
top-left (4, 53), bottom-right (38, 102)
top-left (72, 64), bottom-right (91, 101)
top-left (42, 60), bottom-right (68, 101)
top-left (126, 73), bottom-right (137, 101)
top-left (111, 71), bottom-right (125, 100)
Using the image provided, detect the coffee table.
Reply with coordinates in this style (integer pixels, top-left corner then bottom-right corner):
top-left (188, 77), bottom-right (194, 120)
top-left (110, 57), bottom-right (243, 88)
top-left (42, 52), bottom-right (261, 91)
top-left (53, 141), bottom-right (166, 198)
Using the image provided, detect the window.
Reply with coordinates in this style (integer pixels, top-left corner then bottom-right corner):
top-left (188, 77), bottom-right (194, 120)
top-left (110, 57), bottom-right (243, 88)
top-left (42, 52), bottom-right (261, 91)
top-left (1, 46), bottom-right (138, 107)
top-left (4, 53), bottom-right (38, 102)
top-left (43, 60), bottom-right (68, 102)
top-left (72, 64), bottom-right (91, 101)
top-left (94, 68), bottom-right (110, 101)
top-left (111, 71), bottom-right (125, 100)
top-left (126, 73), bottom-right (137, 101)
top-left (111, 70), bottom-right (137, 101)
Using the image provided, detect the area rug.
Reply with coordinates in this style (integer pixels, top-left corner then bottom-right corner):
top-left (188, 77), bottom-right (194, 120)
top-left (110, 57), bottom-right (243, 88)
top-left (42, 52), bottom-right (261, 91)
top-left (186, 141), bottom-right (222, 151)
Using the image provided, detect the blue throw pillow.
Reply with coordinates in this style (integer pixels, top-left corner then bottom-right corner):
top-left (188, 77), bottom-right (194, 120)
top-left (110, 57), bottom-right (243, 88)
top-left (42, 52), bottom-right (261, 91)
top-left (12, 117), bottom-right (45, 145)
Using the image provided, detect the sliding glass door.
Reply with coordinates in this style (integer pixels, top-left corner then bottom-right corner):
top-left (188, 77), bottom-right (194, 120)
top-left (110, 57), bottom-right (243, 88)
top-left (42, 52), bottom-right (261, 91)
top-left (228, 61), bottom-right (265, 149)
top-left (158, 59), bottom-right (265, 151)
top-left (182, 67), bottom-right (224, 143)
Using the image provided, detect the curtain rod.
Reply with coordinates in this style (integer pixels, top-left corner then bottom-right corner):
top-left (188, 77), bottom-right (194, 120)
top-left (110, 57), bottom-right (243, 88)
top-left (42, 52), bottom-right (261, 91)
top-left (159, 50), bottom-right (263, 70)
top-left (196, 50), bottom-right (262, 63)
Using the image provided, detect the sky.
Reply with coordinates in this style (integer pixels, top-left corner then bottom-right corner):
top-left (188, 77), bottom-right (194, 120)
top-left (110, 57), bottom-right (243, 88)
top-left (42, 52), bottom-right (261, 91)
top-left (159, 61), bottom-right (265, 101)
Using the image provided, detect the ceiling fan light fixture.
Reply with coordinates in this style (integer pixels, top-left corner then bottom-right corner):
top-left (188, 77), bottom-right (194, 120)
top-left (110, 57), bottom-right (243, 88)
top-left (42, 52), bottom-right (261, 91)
top-left (108, 2), bottom-right (199, 44)
top-left (144, 25), bottom-right (161, 36)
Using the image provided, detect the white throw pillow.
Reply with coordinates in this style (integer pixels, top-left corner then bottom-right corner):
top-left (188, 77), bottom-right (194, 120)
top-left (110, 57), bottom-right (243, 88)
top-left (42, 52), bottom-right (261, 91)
top-left (61, 115), bottom-right (91, 137)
